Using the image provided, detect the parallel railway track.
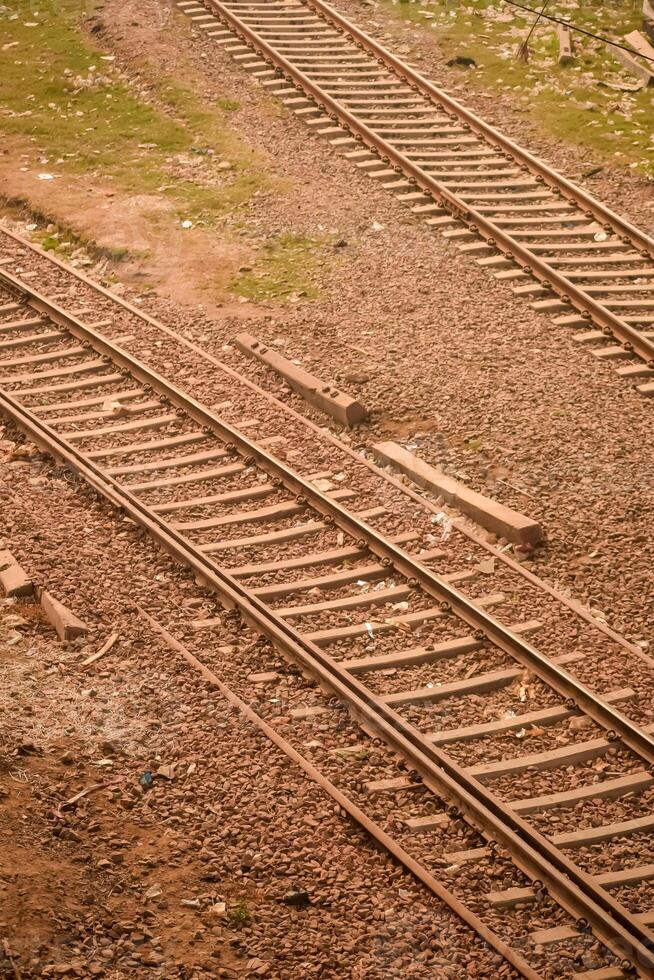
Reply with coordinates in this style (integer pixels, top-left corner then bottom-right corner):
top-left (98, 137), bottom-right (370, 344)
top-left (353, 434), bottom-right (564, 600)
top-left (2, 263), bottom-right (654, 976)
top-left (175, 0), bottom-right (654, 394)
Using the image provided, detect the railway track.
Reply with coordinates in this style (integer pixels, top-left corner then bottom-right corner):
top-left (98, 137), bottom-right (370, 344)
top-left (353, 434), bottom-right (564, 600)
top-left (175, 0), bottom-right (654, 395)
top-left (2, 265), bottom-right (654, 976)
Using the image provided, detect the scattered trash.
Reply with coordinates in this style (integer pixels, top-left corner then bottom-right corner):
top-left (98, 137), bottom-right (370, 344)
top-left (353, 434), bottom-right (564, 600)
top-left (181, 219), bottom-right (193, 229)
top-left (364, 622), bottom-right (375, 639)
top-left (180, 898), bottom-right (201, 909)
top-left (139, 771), bottom-right (154, 789)
top-left (569, 715), bottom-right (594, 732)
top-left (101, 399), bottom-right (127, 415)
top-left (516, 725), bottom-right (547, 739)
top-left (281, 887), bottom-right (311, 909)
top-left (447, 55), bottom-right (476, 68)
top-left (594, 231), bottom-right (608, 242)
top-left (384, 617), bottom-right (411, 633)
top-left (37, 173), bottom-right (54, 180)
top-left (2, 940), bottom-right (20, 978)
top-left (432, 511), bottom-right (453, 541)
top-left (3, 614), bottom-right (28, 628)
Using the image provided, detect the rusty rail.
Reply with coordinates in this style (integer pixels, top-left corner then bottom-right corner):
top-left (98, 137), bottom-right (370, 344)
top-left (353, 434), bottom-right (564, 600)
top-left (203, 0), bottom-right (654, 365)
top-left (1, 268), bottom-right (654, 972)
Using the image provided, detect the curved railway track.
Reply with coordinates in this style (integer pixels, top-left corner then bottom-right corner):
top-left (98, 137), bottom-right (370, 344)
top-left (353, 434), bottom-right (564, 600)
top-left (1, 265), bottom-right (654, 976)
top-left (175, 0), bottom-right (654, 395)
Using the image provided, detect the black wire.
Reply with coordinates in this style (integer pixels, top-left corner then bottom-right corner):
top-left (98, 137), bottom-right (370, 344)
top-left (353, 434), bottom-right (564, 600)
top-left (519, 0), bottom-right (552, 54)
top-left (500, 0), bottom-right (654, 65)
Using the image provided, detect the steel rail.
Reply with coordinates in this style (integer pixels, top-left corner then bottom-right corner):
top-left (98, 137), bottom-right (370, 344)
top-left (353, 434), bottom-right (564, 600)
top-left (3, 266), bottom-right (654, 768)
top-left (1, 271), bottom-right (654, 970)
top-left (202, 0), bottom-right (654, 364)
top-left (2, 375), bottom-right (654, 978)
top-left (140, 609), bottom-right (544, 980)
top-left (1, 224), bottom-right (651, 672)
top-left (301, 0), bottom-right (654, 256)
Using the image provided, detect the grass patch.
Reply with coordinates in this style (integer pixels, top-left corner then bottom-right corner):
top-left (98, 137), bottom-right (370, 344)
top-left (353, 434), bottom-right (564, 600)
top-left (379, 0), bottom-right (654, 175)
top-left (0, 191), bottom-right (133, 261)
top-left (0, 0), bottom-right (272, 222)
top-left (229, 233), bottom-right (328, 301)
top-left (226, 901), bottom-right (251, 928)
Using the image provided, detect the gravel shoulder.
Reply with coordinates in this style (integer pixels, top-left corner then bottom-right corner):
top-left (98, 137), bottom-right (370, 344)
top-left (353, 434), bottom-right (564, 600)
top-left (0, 435), bottom-right (517, 980)
top-left (11, 0), bottom-right (647, 644)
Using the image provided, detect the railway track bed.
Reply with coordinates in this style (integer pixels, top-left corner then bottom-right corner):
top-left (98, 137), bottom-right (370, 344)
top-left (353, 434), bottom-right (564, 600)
top-left (173, 0), bottom-right (654, 396)
top-left (1, 246), bottom-right (654, 977)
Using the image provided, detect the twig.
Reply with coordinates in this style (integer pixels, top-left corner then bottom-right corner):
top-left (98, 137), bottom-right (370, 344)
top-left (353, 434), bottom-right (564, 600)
top-left (2, 939), bottom-right (22, 980)
top-left (81, 631), bottom-right (119, 667)
top-left (496, 479), bottom-right (539, 502)
top-left (54, 778), bottom-right (122, 817)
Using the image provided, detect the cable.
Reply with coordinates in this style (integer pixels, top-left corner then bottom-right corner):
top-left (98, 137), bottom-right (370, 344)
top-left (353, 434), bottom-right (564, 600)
top-left (517, 0), bottom-right (552, 59)
top-left (500, 0), bottom-right (654, 65)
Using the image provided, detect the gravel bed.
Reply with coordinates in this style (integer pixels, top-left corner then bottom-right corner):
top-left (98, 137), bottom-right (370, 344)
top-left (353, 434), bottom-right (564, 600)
top-left (401, 681), bottom-right (564, 732)
top-left (1, 240), bottom-right (654, 970)
top-left (3, 229), bottom-right (652, 728)
top-left (0, 431), bottom-right (526, 979)
top-left (2, 0), bottom-right (654, 692)
top-left (488, 748), bottom-right (641, 801)
top-left (332, 0), bottom-right (654, 231)
top-left (530, 786), bottom-right (654, 841)
top-left (358, 647), bottom-right (515, 695)
top-left (0, 420), bottom-right (629, 976)
top-left (180, 632), bottom-right (622, 979)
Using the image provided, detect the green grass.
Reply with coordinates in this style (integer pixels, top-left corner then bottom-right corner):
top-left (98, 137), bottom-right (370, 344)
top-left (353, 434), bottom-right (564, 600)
top-left (227, 900), bottom-right (251, 928)
top-left (0, 0), bottom-right (272, 223)
top-left (379, 0), bottom-right (654, 175)
top-left (229, 233), bottom-right (327, 301)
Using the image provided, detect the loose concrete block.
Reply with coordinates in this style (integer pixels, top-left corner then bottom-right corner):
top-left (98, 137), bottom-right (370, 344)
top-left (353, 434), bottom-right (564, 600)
top-left (0, 549), bottom-right (33, 597)
top-left (235, 332), bottom-right (367, 427)
top-left (373, 441), bottom-right (543, 545)
top-left (39, 590), bottom-right (88, 642)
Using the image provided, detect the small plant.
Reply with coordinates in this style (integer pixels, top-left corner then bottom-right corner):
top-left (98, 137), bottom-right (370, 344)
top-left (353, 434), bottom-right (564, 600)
top-left (227, 900), bottom-right (251, 928)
